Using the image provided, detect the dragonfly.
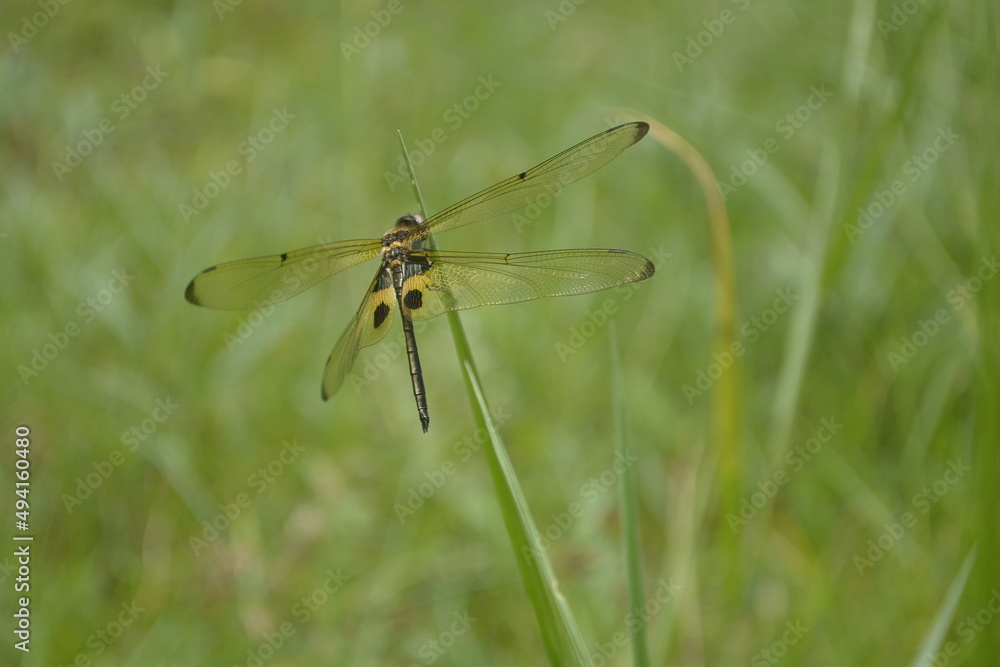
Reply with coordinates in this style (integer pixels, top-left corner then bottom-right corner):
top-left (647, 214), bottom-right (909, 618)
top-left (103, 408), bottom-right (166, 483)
top-left (185, 121), bottom-right (653, 432)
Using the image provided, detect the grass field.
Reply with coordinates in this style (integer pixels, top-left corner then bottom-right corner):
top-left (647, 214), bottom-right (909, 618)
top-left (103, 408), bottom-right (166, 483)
top-left (2, 1), bottom-right (998, 665)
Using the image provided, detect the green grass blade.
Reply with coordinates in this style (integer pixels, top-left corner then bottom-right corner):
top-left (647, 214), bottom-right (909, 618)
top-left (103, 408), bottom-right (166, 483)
top-left (610, 323), bottom-right (651, 667)
top-left (623, 112), bottom-right (740, 502)
top-left (397, 129), bottom-right (429, 220)
top-left (907, 547), bottom-right (977, 667)
top-left (398, 131), bottom-right (590, 666)
top-left (465, 361), bottom-right (591, 665)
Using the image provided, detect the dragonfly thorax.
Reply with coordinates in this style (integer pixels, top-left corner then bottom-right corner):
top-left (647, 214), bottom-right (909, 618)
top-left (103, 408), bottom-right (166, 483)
top-left (381, 213), bottom-right (427, 252)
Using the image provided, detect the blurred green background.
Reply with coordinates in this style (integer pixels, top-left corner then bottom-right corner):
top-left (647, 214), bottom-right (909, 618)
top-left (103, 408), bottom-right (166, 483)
top-left (2, 0), bottom-right (997, 664)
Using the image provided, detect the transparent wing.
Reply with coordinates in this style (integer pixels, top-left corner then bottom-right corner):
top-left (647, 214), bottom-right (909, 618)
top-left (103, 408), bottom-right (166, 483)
top-left (410, 122), bottom-right (649, 240)
top-left (321, 268), bottom-right (396, 400)
top-left (185, 239), bottom-right (382, 310)
top-left (399, 248), bottom-right (655, 321)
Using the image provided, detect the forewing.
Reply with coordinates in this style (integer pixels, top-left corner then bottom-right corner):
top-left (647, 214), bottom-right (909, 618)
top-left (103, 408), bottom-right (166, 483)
top-left (401, 249), bottom-right (655, 321)
top-left (185, 239), bottom-right (382, 310)
top-left (410, 122), bottom-right (648, 240)
top-left (321, 268), bottom-right (396, 400)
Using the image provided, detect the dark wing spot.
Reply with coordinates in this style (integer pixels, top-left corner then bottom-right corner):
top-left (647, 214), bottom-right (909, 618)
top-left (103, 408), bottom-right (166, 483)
top-left (184, 280), bottom-right (200, 304)
top-left (373, 302), bottom-right (390, 329)
top-left (279, 252), bottom-right (288, 262)
top-left (404, 289), bottom-right (423, 310)
top-left (517, 171), bottom-right (527, 180)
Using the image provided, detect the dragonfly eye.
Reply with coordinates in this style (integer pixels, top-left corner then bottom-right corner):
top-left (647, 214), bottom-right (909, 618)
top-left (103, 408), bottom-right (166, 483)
top-left (393, 214), bottom-right (425, 229)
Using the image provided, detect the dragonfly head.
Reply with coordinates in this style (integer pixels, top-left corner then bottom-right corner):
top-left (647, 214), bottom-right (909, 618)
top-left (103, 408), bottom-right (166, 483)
top-left (392, 213), bottom-right (425, 229)
top-left (382, 213), bottom-right (427, 250)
